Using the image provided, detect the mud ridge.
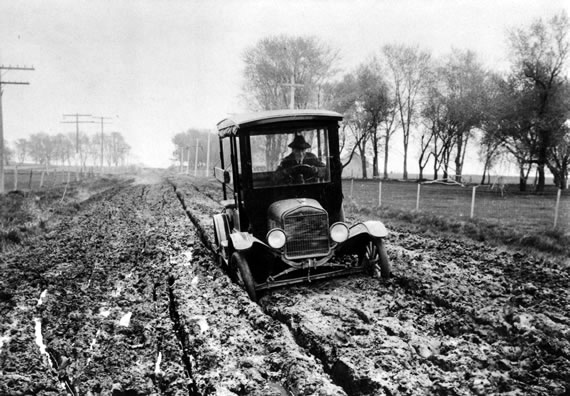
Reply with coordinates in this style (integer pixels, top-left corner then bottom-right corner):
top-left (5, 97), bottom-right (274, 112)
top-left (169, 181), bottom-right (213, 252)
top-left (265, 303), bottom-right (385, 396)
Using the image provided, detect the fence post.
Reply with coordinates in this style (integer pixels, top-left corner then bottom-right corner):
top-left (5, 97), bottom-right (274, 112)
top-left (51, 169), bottom-right (58, 188)
top-left (470, 186), bottom-right (477, 218)
top-left (61, 172), bottom-right (71, 203)
top-left (185, 147), bottom-right (190, 175)
top-left (350, 178), bottom-right (354, 199)
top-left (206, 132), bottom-right (211, 178)
top-left (40, 170), bottom-right (46, 188)
top-left (416, 183), bottom-right (421, 211)
top-left (28, 169), bottom-right (33, 190)
top-left (378, 181), bottom-right (382, 207)
top-left (194, 138), bottom-right (199, 177)
top-left (13, 167), bottom-right (18, 191)
top-left (554, 189), bottom-right (562, 229)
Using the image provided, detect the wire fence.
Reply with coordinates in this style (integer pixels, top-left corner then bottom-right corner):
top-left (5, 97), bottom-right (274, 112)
top-left (343, 179), bottom-right (569, 232)
top-left (2, 166), bottom-right (137, 192)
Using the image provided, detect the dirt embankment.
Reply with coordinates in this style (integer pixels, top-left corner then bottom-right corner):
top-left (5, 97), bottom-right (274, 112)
top-left (0, 173), bottom-right (568, 395)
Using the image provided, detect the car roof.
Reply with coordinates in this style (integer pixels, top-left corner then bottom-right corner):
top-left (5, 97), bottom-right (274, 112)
top-left (216, 109), bottom-right (343, 137)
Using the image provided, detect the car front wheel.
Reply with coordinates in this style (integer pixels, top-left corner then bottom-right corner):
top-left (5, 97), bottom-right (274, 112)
top-left (230, 252), bottom-right (257, 301)
top-left (360, 239), bottom-right (391, 279)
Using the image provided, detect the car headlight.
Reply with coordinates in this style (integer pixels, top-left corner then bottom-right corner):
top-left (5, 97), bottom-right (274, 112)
top-left (267, 228), bottom-right (286, 249)
top-left (330, 222), bottom-right (349, 243)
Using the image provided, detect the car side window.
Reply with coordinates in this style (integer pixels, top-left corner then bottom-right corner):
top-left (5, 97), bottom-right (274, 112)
top-left (221, 138), bottom-right (234, 189)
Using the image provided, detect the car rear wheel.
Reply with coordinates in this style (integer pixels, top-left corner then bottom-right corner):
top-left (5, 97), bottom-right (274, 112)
top-left (360, 239), bottom-right (391, 279)
top-left (230, 252), bottom-right (257, 301)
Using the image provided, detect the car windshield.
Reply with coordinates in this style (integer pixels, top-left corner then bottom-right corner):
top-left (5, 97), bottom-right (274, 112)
top-left (250, 127), bottom-right (331, 188)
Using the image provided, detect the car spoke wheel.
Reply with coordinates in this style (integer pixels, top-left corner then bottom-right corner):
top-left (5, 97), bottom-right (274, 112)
top-left (230, 252), bottom-right (257, 301)
top-left (360, 239), bottom-right (391, 279)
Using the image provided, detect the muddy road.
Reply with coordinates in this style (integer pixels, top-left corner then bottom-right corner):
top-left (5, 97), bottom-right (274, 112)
top-left (1, 174), bottom-right (568, 395)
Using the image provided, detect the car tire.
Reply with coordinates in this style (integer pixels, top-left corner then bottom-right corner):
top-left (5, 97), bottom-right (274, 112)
top-left (230, 252), bottom-right (257, 301)
top-left (360, 239), bottom-right (391, 279)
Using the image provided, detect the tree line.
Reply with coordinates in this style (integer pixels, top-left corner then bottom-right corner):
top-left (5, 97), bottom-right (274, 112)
top-left (5, 131), bottom-right (131, 171)
top-left (171, 129), bottom-right (218, 171)
top-left (240, 11), bottom-right (570, 191)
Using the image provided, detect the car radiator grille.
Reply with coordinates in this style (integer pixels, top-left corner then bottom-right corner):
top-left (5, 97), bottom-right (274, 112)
top-left (283, 209), bottom-right (330, 259)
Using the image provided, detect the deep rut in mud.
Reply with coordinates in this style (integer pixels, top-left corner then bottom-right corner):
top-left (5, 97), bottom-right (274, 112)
top-left (1, 181), bottom-right (196, 394)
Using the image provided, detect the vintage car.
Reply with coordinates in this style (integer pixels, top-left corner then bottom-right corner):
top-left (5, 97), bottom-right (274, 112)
top-left (212, 109), bottom-right (390, 301)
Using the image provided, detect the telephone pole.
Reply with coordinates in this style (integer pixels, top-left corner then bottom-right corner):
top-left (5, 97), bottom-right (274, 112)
top-left (61, 113), bottom-right (93, 153)
top-left (0, 65), bottom-right (34, 194)
top-left (281, 74), bottom-right (303, 110)
top-left (61, 114), bottom-right (94, 175)
top-left (92, 116), bottom-right (112, 174)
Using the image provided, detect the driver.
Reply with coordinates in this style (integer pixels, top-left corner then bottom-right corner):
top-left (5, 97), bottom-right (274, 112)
top-left (275, 134), bottom-right (325, 182)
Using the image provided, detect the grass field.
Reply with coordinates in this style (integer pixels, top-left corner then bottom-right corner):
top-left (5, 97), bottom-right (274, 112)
top-left (3, 168), bottom-right (71, 191)
top-left (343, 179), bottom-right (569, 232)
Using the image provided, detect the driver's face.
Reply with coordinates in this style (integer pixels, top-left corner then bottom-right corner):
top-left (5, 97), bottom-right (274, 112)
top-left (293, 148), bottom-right (306, 163)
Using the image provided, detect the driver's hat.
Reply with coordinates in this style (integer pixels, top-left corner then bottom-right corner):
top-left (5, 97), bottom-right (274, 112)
top-left (288, 134), bottom-right (311, 149)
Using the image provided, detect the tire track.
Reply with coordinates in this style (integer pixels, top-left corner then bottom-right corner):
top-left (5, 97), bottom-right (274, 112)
top-left (169, 177), bottom-right (347, 395)
top-left (1, 180), bottom-right (194, 394)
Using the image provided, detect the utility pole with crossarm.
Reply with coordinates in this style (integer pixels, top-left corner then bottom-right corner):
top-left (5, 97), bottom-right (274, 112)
top-left (61, 113), bottom-right (94, 153)
top-left (61, 113), bottom-right (95, 176)
top-left (281, 74), bottom-right (303, 110)
top-left (92, 116), bottom-right (113, 174)
top-left (0, 65), bottom-right (34, 194)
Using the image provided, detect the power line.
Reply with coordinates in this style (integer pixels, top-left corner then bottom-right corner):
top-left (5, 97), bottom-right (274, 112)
top-left (0, 64), bottom-right (34, 194)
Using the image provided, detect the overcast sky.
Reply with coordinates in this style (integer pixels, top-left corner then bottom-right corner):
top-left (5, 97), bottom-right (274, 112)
top-left (1, 0), bottom-right (569, 168)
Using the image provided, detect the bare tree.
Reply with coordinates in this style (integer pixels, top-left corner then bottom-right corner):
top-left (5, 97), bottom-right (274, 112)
top-left (52, 133), bottom-right (73, 165)
top-left (28, 132), bottom-right (54, 168)
top-left (15, 138), bottom-right (28, 164)
top-left (3, 140), bottom-right (13, 165)
top-left (383, 44), bottom-right (431, 180)
top-left (322, 74), bottom-right (363, 172)
top-left (441, 49), bottom-right (490, 182)
top-left (380, 103), bottom-right (398, 179)
top-left (77, 134), bottom-right (91, 171)
top-left (478, 73), bottom-right (509, 185)
top-left (547, 125), bottom-right (570, 188)
top-left (507, 11), bottom-right (570, 191)
top-left (242, 35), bottom-right (339, 111)
top-left (420, 67), bottom-right (445, 180)
top-left (354, 59), bottom-right (391, 178)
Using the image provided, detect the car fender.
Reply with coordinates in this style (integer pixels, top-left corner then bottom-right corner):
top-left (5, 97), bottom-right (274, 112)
top-left (349, 220), bottom-right (388, 239)
top-left (229, 231), bottom-right (262, 251)
top-left (212, 214), bottom-right (230, 247)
